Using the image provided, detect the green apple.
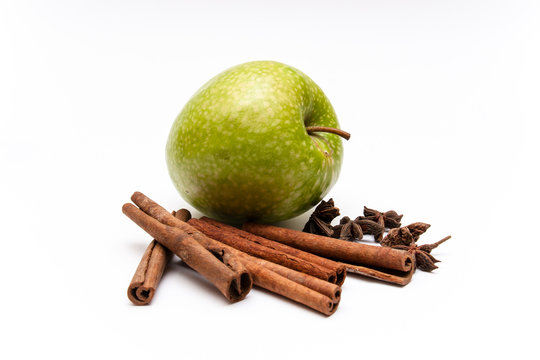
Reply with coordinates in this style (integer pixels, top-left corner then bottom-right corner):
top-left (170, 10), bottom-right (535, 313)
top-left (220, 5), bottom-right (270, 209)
top-left (166, 61), bottom-right (347, 223)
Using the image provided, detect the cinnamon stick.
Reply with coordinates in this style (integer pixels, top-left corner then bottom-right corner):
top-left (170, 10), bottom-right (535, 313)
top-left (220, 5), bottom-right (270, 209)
top-left (243, 259), bottom-right (337, 315)
top-left (189, 218), bottom-right (340, 284)
top-left (173, 211), bottom-right (339, 314)
top-left (343, 263), bottom-right (414, 286)
top-left (198, 216), bottom-right (346, 286)
top-left (239, 254), bottom-right (342, 303)
top-left (187, 217), bottom-right (341, 302)
top-left (123, 194), bottom-right (252, 302)
top-left (128, 240), bottom-right (173, 305)
top-left (127, 209), bottom-right (191, 305)
top-left (243, 222), bottom-right (413, 273)
top-left (126, 192), bottom-right (338, 315)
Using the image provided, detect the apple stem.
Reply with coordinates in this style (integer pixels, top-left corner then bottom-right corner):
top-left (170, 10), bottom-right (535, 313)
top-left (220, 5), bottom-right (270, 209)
top-left (305, 126), bottom-right (351, 140)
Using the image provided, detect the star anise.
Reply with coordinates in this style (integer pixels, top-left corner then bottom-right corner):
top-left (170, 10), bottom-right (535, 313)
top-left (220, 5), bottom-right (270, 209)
top-left (332, 216), bottom-right (363, 241)
top-left (354, 217), bottom-right (385, 242)
top-left (391, 236), bottom-right (451, 272)
top-left (360, 206), bottom-right (403, 229)
top-left (380, 222), bottom-right (431, 247)
top-left (303, 199), bottom-right (340, 236)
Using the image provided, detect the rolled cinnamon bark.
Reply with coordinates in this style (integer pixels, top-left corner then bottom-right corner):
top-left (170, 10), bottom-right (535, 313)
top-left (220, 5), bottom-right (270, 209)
top-left (198, 217), bottom-right (346, 286)
top-left (184, 233), bottom-right (339, 314)
top-left (187, 217), bottom-right (341, 302)
top-left (123, 198), bottom-right (252, 302)
top-left (189, 218), bottom-right (339, 284)
top-left (170, 212), bottom-right (339, 314)
top-left (127, 240), bottom-right (172, 305)
top-left (241, 255), bottom-right (342, 303)
top-left (243, 259), bottom-right (337, 315)
top-left (127, 193), bottom-right (338, 315)
top-left (243, 222), bottom-right (413, 272)
top-left (127, 210), bottom-right (191, 305)
top-left (343, 263), bottom-right (414, 286)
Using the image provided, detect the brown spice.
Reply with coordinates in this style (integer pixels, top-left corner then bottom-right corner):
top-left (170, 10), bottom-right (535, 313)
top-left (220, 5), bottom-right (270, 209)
top-left (360, 206), bottom-right (403, 230)
top-left (381, 222), bottom-right (431, 247)
top-left (188, 218), bottom-right (339, 283)
top-left (389, 236), bottom-right (451, 272)
top-left (243, 222), bottom-right (413, 273)
top-left (232, 251), bottom-right (342, 303)
top-left (127, 240), bottom-right (173, 305)
top-left (197, 216), bottom-right (346, 285)
top-left (407, 222), bottom-right (431, 240)
top-left (172, 218), bottom-right (340, 315)
top-left (343, 262), bottom-right (414, 286)
top-left (127, 209), bottom-right (192, 305)
top-left (123, 192), bottom-right (252, 302)
top-left (354, 218), bottom-right (385, 242)
top-left (186, 216), bottom-right (342, 304)
top-left (332, 216), bottom-right (363, 241)
top-left (125, 195), bottom-right (339, 315)
top-left (302, 199), bottom-right (340, 236)
top-left (241, 258), bottom-right (338, 315)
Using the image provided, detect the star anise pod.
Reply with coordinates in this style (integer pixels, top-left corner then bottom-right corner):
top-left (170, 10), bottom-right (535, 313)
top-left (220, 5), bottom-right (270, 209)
top-left (418, 236), bottom-right (451, 254)
top-left (407, 222), bottom-right (431, 240)
top-left (353, 217), bottom-right (385, 242)
top-left (380, 222), bottom-right (430, 247)
top-left (390, 236), bottom-right (451, 272)
top-left (332, 216), bottom-right (363, 241)
top-left (360, 206), bottom-right (403, 229)
top-left (313, 198), bottom-right (340, 223)
top-left (303, 199), bottom-right (340, 236)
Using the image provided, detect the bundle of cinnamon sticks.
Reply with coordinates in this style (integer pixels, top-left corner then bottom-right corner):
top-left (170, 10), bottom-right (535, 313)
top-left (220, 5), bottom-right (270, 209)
top-left (124, 192), bottom-right (414, 316)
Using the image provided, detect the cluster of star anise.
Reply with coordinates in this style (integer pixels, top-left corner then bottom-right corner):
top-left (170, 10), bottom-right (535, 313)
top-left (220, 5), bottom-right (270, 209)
top-left (303, 200), bottom-right (451, 272)
top-left (303, 203), bottom-right (402, 242)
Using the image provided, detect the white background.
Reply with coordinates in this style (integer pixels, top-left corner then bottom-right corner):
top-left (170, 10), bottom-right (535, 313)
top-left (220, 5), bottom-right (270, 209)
top-left (1, 1), bottom-right (539, 359)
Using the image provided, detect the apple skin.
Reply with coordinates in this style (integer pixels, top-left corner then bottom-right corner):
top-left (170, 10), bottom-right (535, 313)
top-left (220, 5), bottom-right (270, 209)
top-left (166, 61), bottom-right (344, 223)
